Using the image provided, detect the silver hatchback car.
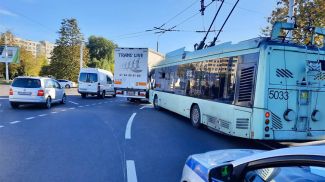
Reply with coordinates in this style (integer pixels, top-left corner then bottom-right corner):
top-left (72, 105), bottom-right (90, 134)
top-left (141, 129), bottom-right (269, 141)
top-left (9, 76), bottom-right (66, 109)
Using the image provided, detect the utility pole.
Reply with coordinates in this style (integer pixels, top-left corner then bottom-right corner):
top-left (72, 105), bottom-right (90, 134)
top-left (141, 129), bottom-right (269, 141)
top-left (287, 0), bottom-right (294, 39)
top-left (5, 34), bottom-right (9, 83)
top-left (200, 0), bottom-right (205, 15)
top-left (80, 42), bottom-right (83, 70)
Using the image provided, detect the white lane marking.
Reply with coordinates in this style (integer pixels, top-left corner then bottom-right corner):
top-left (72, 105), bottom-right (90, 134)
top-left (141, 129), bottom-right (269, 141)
top-left (10, 120), bottom-right (22, 124)
top-left (0, 125), bottom-right (4, 128)
top-left (68, 101), bottom-right (79, 105)
top-left (78, 106), bottom-right (84, 108)
top-left (61, 109), bottom-right (66, 112)
top-left (25, 117), bottom-right (35, 120)
top-left (38, 114), bottom-right (47, 117)
top-left (85, 105), bottom-right (90, 107)
top-left (51, 111), bottom-right (58, 114)
top-left (125, 113), bottom-right (137, 139)
top-left (126, 160), bottom-right (138, 182)
top-left (69, 107), bottom-right (75, 110)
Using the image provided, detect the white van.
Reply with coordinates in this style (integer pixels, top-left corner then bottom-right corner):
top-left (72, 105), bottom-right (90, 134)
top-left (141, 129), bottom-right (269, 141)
top-left (78, 68), bottom-right (115, 99)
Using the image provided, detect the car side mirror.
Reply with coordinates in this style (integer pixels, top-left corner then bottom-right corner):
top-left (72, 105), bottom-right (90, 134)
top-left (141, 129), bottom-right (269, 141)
top-left (209, 164), bottom-right (233, 182)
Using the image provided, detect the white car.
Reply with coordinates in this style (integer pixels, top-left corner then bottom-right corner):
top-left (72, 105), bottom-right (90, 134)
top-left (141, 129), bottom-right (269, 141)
top-left (181, 146), bottom-right (325, 182)
top-left (57, 79), bottom-right (76, 89)
top-left (78, 68), bottom-right (116, 99)
top-left (9, 76), bottom-right (66, 109)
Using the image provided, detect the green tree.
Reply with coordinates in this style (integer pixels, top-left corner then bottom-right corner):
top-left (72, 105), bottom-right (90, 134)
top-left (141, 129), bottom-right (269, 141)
top-left (48, 18), bottom-right (88, 81)
top-left (263, 0), bottom-right (325, 45)
top-left (87, 36), bottom-right (116, 72)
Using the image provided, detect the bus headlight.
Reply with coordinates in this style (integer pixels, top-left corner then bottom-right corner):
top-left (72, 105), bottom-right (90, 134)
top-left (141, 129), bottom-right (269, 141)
top-left (284, 109), bottom-right (295, 121)
top-left (311, 110), bottom-right (320, 122)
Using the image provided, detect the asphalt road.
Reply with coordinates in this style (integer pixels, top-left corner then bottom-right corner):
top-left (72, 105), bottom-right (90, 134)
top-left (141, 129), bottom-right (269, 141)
top-left (0, 88), bottom-right (270, 182)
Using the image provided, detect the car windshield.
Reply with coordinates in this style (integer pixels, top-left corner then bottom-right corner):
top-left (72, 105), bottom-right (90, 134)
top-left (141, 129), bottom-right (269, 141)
top-left (79, 73), bottom-right (98, 83)
top-left (11, 78), bottom-right (41, 88)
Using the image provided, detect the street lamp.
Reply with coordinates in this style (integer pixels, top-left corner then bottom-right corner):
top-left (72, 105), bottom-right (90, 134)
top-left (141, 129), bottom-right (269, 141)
top-left (80, 41), bottom-right (84, 70)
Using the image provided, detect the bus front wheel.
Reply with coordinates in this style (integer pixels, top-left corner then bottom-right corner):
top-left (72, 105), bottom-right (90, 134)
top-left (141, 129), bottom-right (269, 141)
top-left (190, 104), bottom-right (201, 128)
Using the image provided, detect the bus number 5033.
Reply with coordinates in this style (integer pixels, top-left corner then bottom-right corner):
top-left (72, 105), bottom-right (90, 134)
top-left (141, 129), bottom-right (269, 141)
top-left (268, 90), bottom-right (289, 100)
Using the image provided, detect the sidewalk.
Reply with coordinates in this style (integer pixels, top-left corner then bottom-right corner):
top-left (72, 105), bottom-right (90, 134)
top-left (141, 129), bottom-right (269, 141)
top-left (0, 84), bottom-right (9, 97)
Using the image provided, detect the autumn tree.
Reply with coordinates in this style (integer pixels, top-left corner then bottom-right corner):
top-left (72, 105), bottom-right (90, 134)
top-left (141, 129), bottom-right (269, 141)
top-left (263, 0), bottom-right (325, 45)
top-left (0, 31), bottom-right (46, 78)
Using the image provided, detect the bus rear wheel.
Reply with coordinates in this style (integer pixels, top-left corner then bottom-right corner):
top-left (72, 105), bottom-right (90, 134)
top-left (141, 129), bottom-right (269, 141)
top-left (190, 104), bottom-right (201, 128)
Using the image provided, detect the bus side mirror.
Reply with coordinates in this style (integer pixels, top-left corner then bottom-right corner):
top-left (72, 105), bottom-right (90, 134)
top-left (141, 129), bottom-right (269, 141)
top-left (209, 164), bottom-right (234, 182)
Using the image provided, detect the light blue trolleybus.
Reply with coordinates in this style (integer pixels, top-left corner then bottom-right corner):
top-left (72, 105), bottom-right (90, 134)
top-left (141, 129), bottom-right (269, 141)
top-left (149, 22), bottom-right (325, 140)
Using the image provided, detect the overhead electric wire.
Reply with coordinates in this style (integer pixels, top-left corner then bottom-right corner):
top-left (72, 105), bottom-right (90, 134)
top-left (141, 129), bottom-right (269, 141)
top-left (158, 0), bottom-right (198, 28)
top-left (167, 0), bottom-right (217, 31)
top-left (223, 1), bottom-right (263, 15)
top-left (1, 5), bottom-right (56, 34)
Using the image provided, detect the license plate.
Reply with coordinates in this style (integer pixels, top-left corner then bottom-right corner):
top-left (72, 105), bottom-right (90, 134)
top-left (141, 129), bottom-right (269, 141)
top-left (18, 92), bottom-right (32, 95)
top-left (127, 92), bottom-right (135, 96)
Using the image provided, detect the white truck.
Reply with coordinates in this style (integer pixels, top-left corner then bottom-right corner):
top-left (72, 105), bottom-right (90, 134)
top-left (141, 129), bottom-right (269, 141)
top-left (114, 48), bottom-right (164, 101)
top-left (78, 68), bottom-right (115, 99)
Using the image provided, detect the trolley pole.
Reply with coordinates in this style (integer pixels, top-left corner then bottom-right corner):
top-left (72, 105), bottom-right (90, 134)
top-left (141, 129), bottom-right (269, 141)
top-left (80, 42), bottom-right (83, 70)
top-left (287, 0), bottom-right (294, 39)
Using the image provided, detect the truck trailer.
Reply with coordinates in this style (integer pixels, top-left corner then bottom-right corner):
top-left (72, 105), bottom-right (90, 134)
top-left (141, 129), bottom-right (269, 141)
top-left (114, 48), bottom-right (164, 101)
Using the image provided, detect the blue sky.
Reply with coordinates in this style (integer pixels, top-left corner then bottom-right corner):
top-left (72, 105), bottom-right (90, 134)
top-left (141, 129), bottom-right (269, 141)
top-left (0, 0), bottom-right (277, 53)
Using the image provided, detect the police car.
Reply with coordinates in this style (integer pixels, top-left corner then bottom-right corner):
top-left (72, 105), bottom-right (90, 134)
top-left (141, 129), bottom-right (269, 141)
top-left (181, 146), bottom-right (325, 182)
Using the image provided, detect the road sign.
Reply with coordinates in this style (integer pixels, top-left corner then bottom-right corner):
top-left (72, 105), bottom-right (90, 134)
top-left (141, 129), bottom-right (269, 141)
top-left (0, 46), bottom-right (20, 63)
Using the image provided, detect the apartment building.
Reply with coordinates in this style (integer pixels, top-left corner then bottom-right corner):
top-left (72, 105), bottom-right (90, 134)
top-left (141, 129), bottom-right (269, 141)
top-left (13, 37), bottom-right (55, 62)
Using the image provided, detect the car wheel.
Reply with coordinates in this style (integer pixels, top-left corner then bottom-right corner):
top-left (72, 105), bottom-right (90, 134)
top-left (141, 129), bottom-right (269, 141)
top-left (190, 104), bottom-right (202, 128)
top-left (65, 84), bottom-right (70, 89)
top-left (10, 102), bottom-right (19, 109)
top-left (61, 94), bottom-right (67, 104)
top-left (45, 97), bottom-right (52, 109)
top-left (81, 94), bottom-right (86, 98)
top-left (153, 95), bottom-right (160, 110)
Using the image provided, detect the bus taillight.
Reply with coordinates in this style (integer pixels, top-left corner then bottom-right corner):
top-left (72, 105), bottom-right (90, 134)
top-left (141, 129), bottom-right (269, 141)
top-left (265, 112), bottom-right (270, 118)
